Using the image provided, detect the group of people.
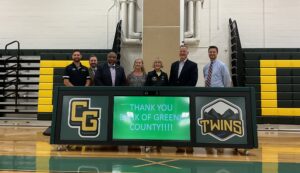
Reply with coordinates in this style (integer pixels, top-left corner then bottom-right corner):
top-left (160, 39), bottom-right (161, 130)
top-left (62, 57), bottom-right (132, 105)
top-left (63, 45), bottom-right (232, 153)
top-left (63, 45), bottom-right (231, 89)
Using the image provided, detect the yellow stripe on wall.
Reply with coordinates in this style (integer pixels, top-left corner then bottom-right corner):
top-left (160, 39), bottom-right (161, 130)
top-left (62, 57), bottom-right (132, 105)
top-left (262, 108), bottom-right (300, 116)
top-left (261, 100), bottom-right (277, 107)
top-left (276, 60), bottom-right (300, 67)
top-left (38, 90), bottom-right (53, 98)
top-left (40, 61), bottom-right (71, 68)
top-left (261, 108), bottom-right (278, 115)
top-left (37, 60), bottom-right (90, 114)
top-left (40, 60), bottom-right (90, 68)
top-left (277, 108), bottom-right (295, 115)
top-left (38, 83), bottom-right (53, 90)
top-left (260, 76), bottom-right (277, 84)
top-left (260, 60), bottom-right (276, 67)
top-left (38, 105), bottom-right (53, 112)
top-left (39, 68), bottom-right (54, 75)
top-left (261, 84), bottom-right (277, 92)
top-left (261, 92), bottom-right (277, 100)
top-left (260, 60), bottom-right (300, 116)
top-left (261, 60), bottom-right (300, 68)
top-left (38, 98), bottom-right (52, 105)
top-left (260, 68), bottom-right (276, 76)
top-left (39, 75), bottom-right (53, 83)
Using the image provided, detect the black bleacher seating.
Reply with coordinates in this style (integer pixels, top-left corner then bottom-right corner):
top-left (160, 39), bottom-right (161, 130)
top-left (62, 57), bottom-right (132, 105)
top-left (229, 18), bottom-right (245, 86)
top-left (37, 50), bottom-right (110, 120)
top-left (40, 53), bottom-right (107, 61)
top-left (1, 48), bottom-right (111, 117)
top-left (243, 49), bottom-right (300, 124)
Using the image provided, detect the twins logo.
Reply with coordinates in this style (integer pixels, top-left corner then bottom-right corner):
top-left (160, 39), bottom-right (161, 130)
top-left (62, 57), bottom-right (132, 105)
top-left (68, 98), bottom-right (101, 138)
top-left (197, 98), bottom-right (244, 141)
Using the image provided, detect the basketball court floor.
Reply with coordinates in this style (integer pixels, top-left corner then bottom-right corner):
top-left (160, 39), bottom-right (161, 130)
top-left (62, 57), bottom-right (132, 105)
top-left (0, 123), bottom-right (299, 173)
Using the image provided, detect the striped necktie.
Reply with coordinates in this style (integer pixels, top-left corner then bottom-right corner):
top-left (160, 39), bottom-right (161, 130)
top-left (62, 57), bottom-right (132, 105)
top-left (205, 61), bottom-right (214, 87)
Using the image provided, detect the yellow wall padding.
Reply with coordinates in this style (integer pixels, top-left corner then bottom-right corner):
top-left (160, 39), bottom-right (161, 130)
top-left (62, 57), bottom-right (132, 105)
top-left (38, 83), bottom-right (53, 90)
top-left (37, 60), bottom-right (90, 113)
top-left (38, 98), bottom-right (52, 105)
top-left (260, 60), bottom-right (300, 116)
top-left (38, 105), bottom-right (53, 112)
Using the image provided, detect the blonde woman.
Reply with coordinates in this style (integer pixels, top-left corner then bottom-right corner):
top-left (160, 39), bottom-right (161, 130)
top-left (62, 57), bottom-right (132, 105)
top-left (127, 58), bottom-right (146, 152)
top-left (145, 58), bottom-right (168, 86)
top-left (127, 58), bottom-right (147, 86)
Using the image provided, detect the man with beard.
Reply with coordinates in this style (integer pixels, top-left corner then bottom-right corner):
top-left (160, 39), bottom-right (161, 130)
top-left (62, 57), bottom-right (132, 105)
top-left (88, 55), bottom-right (98, 86)
top-left (43, 50), bottom-right (90, 136)
top-left (203, 45), bottom-right (232, 154)
top-left (203, 46), bottom-right (231, 88)
top-left (63, 50), bottom-right (91, 86)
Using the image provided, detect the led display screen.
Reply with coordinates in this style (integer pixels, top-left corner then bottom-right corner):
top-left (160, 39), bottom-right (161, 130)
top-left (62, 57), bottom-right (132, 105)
top-left (113, 96), bottom-right (191, 141)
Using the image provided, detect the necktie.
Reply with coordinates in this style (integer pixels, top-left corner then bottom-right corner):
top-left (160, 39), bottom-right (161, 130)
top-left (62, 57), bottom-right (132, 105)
top-left (205, 61), bottom-right (214, 87)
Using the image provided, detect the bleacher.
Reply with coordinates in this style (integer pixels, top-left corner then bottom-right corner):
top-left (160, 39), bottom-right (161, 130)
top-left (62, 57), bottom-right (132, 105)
top-left (243, 49), bottom-right (300, 124)
top-left (0, 42), bottom-right (110, 119)
top-left (0, 41), bottom-right (39, 116)
top-left (37, 52), bottom-right (108, 120)
top-left (229, 18), bottom-right (300, 124)
top-left (1, 22), bottom-right (121, 121)
top-left (229, 18), bottom-right (245, 87)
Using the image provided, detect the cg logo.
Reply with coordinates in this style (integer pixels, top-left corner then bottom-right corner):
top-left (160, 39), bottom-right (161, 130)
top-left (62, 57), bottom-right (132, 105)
top-left (68, 98), bottom-right (101, 138)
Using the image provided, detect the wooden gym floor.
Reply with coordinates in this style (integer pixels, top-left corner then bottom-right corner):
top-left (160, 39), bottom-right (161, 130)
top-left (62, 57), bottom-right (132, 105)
top-left (0, 126), bottom-right (299, 173)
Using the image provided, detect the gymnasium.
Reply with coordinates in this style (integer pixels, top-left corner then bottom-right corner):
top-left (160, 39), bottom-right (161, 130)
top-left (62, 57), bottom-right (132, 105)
top-left (0, 0), bottom-right (299, 172)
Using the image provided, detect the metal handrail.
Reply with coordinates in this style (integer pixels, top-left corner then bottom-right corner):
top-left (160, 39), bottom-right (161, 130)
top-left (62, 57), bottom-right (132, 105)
top-left (4, 92), bottom-right (16, 98)
top-left (5, 41), bottom-right (20, 54)
top-left (4, 41), bottom-right (21, 110)
top-left (4, 79), bottom-right (18, 89)
top-left (4, 70), bottom-right (16, 76)
top-left (4, 55), bottom-right (16, 62)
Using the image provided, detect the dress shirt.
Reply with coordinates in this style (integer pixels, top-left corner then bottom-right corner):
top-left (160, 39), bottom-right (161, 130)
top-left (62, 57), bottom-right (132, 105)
top-left (203, 59), bottom-right (231, 87)
top-left (178, 58), bottom-right (187, 78)
top-left (109, 64), bottom-right (116, 86)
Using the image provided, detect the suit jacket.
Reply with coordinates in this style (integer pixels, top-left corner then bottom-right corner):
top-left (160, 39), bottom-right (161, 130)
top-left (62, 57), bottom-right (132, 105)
top-left (169, 59), bottom-right (198, 86)
top-left (94, 63), bottom-right (127, 86)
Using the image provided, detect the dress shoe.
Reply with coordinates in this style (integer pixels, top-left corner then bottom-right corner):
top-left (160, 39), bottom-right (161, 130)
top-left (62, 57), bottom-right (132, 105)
top-left (186, 147), bottom-right (194, 154)
top-left (128, 146), bottom-right (141, 152)
top-left (217, 148), bottom-right (224, 154)
top-left (176, 147), bottom-right (185, 153)
top-left (205, 147), bottom-right (214, 154)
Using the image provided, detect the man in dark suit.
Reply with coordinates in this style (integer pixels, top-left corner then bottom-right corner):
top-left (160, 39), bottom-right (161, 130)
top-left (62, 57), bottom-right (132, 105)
top-left (169, 45), bottom-right (198, 154)
top-left (169, 45), bottom-right (198, 86)
top-left (94, 52), bottom-right (126, 86)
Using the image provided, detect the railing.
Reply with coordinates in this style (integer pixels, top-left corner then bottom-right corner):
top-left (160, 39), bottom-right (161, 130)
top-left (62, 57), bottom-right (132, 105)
top-left (229, 19), bottom-right (245, 86)
top-left (3, 40), bottom-right (21, 112)
top-left (112, 20), bottom-right (122, 65)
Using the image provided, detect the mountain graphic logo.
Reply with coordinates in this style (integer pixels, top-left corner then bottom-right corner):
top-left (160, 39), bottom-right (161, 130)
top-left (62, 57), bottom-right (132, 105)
top-left (197, 98), bottom-right (244, 141)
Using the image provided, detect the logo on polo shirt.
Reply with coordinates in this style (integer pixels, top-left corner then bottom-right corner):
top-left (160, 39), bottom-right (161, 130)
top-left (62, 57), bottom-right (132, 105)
top-left (197, 98), bottom-right (244, 141)
top-left (151, 77), bottom-right (157, 81)
top-left (68, 98), bottom-right (101, 138)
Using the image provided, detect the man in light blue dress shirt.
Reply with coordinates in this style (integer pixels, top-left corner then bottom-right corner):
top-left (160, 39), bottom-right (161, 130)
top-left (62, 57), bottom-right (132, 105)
top-left (203, 46), bottom-right (232, 87)
top-left (203, 46), bottom-right (232, 154)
